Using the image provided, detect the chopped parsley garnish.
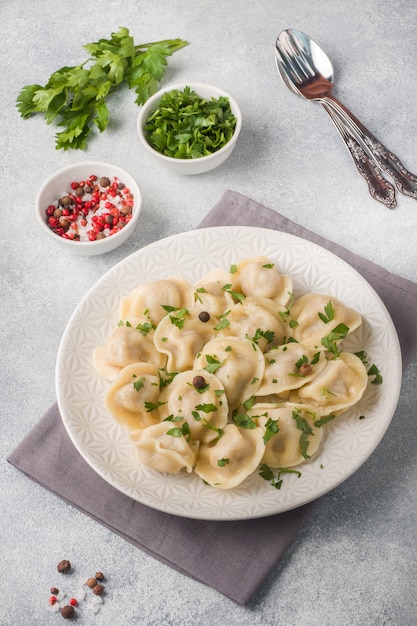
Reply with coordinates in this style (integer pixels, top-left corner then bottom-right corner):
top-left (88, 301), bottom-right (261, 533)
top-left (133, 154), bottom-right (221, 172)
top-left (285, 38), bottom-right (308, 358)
top-left (259, 464), bottom-right (302, 489)
top-left (355, 352), bottom-right (383, 384)
top-left (133, 377), bottom-right (145, 392)
top-left (144, 86), bottom-right (237, 159)
top-left (278, 293), bottom-right (295, 322)
top-left (292, 409), bottom-right (314, 459)
top-left (314, 414), bottom-right (336, 427)
top-left (163, 307), bottom-right (190, 329)
top-left (194, 287), bottom-right (208, 303)
top-left (367, 363), bottom-right (383, 384)
top-left (166, 422), bottom-right (191, 441)
top-left (144, 400), bottom-right (167, 412)
top-left (136, 321), bottom-right (155, 335)
top-left (321, 323), bottom-right (349, 356)
top-left (232, 412), bottom-right (257, 429)
top-left (203, 354), bottom-right (223, 374)
top-left (251, 328), bottom-right (275, 345)
top-left (222, 283), bottom-right (245, 302)
top-left (263, 417), bottom-right (279, 444)
top-left (318, 301), bottom-right (335, 324)
top-left (217, 458), bottom-right (230, 467)
top-left (194, 403), bottom-right (217, 414)
top-left (214, 310), bottom-right (231, 330)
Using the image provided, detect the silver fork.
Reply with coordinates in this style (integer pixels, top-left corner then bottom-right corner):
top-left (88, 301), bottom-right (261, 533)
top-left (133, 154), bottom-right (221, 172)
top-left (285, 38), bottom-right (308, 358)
top-left (274, 43), bottom-right (397, 208)
top-left (279, 29), bottom-right (417, 202)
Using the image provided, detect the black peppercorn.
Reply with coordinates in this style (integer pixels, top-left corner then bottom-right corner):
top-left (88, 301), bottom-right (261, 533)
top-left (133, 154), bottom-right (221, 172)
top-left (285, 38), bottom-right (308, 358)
top-left (99, 176), bottom-right (110, 187)
top-left (198, 311), bottom-right (210, 322)
top-left (93, 584), bottom-right (104, 596)
top-left (193, 375), bottom-right (207, 390)
top-left (95, 571), bottom-right (105, 581)
top-left (61, 605), bottom-right (75, 619)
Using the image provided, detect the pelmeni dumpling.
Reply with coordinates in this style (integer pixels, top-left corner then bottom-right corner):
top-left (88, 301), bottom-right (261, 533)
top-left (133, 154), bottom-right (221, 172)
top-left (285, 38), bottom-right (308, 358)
top-left (225, 297), bottom-right (286, 352)
top-left (131, 421), bottom-right (199, 474)
top-left (93, 319), bottom-right (167, 381)
top-left (105, 362), bottom-right (161, 431)
top-left (119, 277), bottom-right (191, 325)
top-left (158, 370), bottom-right (228, 444)
top-left (288, 294), bottom-right (362, 350)
top-left (154, 310), bottom-right (222, 372)
top-left (188, 269), bottom-right (235, 317)
top-left (257, 342), bottom-right (326, 398)
top-left (194, 422), bottom-right (266, 489)
top-left (252, 402), bottom-right (324, 468)
top-left (193, 336), bottom-right (265, 410)
top-left (290, 352), bottom-right (368, 413)
top-left (230, 257), bottom-right (293, 307)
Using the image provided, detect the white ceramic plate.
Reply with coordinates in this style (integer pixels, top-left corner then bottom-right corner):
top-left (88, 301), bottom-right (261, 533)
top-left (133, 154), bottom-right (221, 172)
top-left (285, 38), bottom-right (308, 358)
top-left (56, 226), bottom-right (402, 520)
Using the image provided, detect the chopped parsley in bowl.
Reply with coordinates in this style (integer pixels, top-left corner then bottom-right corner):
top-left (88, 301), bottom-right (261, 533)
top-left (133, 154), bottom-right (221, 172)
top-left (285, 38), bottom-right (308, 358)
top-left (137, 82), bottom-right (242, 175)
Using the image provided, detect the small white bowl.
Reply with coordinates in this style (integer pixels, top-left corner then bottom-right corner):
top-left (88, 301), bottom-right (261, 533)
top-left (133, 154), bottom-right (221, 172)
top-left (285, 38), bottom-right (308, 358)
top-left (137, 82), bottom-right (242, 175)
top-left (36, 161), bottom-right (142, 256)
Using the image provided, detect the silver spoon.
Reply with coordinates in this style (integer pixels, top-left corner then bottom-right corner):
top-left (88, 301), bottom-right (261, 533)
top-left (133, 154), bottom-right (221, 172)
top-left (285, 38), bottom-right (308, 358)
top-left (275, 28), bottom-right (417, 203)
top-left (274, 41), bottom-right (397, 209)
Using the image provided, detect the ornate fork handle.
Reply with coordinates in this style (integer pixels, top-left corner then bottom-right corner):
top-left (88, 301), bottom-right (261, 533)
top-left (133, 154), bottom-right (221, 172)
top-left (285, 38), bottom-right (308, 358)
top-left (322, 104), bottom-right (397, 209)
top-left (324, 95), bottom-right (417, 200)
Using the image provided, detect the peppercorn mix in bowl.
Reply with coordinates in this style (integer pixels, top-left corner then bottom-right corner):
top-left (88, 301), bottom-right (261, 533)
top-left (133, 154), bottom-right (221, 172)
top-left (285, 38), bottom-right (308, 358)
top-left (36, 161), bottom-right (142, 255)
top-left (137, 82), bottom-right (242, 175)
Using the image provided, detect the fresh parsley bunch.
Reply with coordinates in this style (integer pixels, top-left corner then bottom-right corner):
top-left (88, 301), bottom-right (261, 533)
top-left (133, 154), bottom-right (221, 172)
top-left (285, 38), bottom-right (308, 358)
top-left (16, 27), bottom-right (188, 150)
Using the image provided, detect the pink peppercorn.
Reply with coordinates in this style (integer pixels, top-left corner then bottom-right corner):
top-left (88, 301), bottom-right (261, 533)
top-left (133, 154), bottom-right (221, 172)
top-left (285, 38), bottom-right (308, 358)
top-left (45, 174), bottom-right (134, 242)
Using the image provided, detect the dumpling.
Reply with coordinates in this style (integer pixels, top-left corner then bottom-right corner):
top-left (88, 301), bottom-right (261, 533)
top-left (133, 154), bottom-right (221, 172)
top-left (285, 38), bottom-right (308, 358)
top-left (257, 342), bottom-right (326, 398)
top-left (194, 422), bottom-right (266, 489)
top-left (224, 297), bottom-right (286, 351)
top-left (131, 421), bottom-right (199, 474)
top-left (251, 402), bottom-right (324, 468)
top-left (119, 277), bottom-right (192, 325)
top-left (158, 370), bottom-right (229, 444)
top-left (288, 294), bottom-right (362, 351)
top-left (188, 268), bottom-right (235, 318)
top-left (153, 309), bottom-right (222, 372)
top-left (93, 318), bottom-right (167, 381)
top-left (193, 336), bottom-right (265, 410)
top-left (105, 362), bottom-right (161, 431)
top-left (230, 257), bottom-right (293, 307)
top-left (290, 352), bottom-right (368, 413)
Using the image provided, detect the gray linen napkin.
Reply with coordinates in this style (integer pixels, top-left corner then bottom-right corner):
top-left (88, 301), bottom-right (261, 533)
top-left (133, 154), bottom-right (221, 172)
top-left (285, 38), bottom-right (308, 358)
top-left (8, 190), bottom-right (417, 605)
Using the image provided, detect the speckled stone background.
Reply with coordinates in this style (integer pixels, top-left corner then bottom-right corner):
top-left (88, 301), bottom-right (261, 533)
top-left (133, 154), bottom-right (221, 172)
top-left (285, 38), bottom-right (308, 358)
top-left (2, 0), bottom-right (417, 624)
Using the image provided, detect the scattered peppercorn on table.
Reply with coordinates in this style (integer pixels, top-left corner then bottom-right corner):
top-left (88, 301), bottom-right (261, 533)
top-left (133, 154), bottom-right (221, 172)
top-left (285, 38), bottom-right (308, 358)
top-left (3, 0), bottom-right (417, 624)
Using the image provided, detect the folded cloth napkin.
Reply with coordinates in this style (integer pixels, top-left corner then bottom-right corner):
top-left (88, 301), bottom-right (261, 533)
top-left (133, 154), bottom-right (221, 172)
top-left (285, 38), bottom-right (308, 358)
top-left (8, 190), bottom-right (417, 605)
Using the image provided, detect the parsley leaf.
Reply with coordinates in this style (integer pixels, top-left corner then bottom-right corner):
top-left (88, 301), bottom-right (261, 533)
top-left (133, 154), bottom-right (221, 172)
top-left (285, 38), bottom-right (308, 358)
top-left (318, 301), bottom-right (335, 324)
top-left (321, 323), bottom-right (349, 356)
top-left (259, 464), bottom-right (302, 489)
top-left (367, 363), bottom-right (383, 384)
top-left (203, 354), bottom-right (223, 374)
top-left (16, 27), bottom-right (188, 150)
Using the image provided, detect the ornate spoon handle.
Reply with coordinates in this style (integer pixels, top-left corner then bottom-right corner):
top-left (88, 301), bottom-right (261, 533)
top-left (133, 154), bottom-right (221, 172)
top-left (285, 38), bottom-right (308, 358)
top-left (322, 103), bottom-right (397, 209)
top-left (324, 95), bottom-right (417, 200)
